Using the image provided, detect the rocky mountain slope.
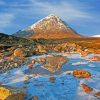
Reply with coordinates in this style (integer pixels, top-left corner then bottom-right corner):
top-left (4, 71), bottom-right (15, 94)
top-left (14, 14), bottom-right (82, 39)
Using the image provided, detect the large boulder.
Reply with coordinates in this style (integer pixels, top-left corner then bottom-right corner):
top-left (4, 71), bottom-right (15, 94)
top-left (13, 48), bottom-right (27, 57)
top-left (0, 85), bottom-right (26, 100)
top-left (73, 69), bottom-right (91, 78)
top-left (43, 56), bottom-right (67, 72)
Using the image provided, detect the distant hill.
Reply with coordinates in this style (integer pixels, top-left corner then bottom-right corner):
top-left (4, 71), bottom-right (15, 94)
top-left (0, 33), bottom-right (32, 45)
top-left (13, 14), bottom-right (82, 39)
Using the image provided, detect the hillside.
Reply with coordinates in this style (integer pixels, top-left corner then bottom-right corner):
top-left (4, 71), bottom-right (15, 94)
top-left (0, 33), bottom-right (32, 46)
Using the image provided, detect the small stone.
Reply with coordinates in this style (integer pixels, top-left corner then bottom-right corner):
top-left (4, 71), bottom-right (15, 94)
top-left (88, 56), bottom-right (100, 62)
top-left (81, 84), bottom-right (93, 93)
top-left (28, 64), bottom-right (33, 69)
top-left (32, 96), bottom-right (38, 100)
top-left (31, 60), bottom-right (35, 64)
top-left (38, 58), bottom-right (46, 63)
top-left (49, 77), bottom-right (56, 83)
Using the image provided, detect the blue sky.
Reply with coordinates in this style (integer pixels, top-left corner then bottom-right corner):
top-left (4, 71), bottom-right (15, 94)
top-left (0, 0), bottom-right (100, 36)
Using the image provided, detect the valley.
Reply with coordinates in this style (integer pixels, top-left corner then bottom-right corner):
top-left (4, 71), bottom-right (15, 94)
top-left (0, 14), bottom-right (100, 100)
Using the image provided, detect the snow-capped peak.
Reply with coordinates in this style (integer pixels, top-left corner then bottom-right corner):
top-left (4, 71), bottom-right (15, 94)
top-left (46, 14), bottom-right (60, 19)
top-left (14, 14), bottom-right (81, 39)
top-left (30, 14), bottom-right (63, 29)
top-left (91, 35), bottom-right (100, 37)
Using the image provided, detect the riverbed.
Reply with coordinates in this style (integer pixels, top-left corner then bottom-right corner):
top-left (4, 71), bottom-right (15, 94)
top-left (0, 53), bottom-right (100, 100)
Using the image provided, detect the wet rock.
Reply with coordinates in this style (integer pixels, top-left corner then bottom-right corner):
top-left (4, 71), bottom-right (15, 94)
top-left (38, 57), bottom-right (46, 63)
top-left (33, 84), bottom-right (44, 87)
top-left (94, 92), bottom-right (100, 98)
top-left (80, 51), bottom-right (88, 57)
top-left (65, 71), bottom-right (72, 75)
top-left (81, 84), bottom-right (93, 93)
top-left (28, 64), bottom-right (33, 69)
top-left (49, 77), bottom-right (56, 83)
top-left (43, 56), bottom-right (67, 72)
top-left (88, 56), bottom-right (100, 62)
top-left (0, 85), bottom-right (26, 100)
top-left (46, 54), bottom-right (54, 57)
top-left (32, 96), bottom-right (38, 100)
top-left (31, 59), bottom-right (35, 64)
top-left (73, 69), bottom-right (91, 78)
top-left (23, 76), bottom-right (30, 84)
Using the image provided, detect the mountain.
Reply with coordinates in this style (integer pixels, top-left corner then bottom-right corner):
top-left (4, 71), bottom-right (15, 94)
top-left (91, 35), bottom-right (100, 37)
top-left (14, 29), bottom-right (33, 38)
top-left (14, 14), bottom-right (82, 39)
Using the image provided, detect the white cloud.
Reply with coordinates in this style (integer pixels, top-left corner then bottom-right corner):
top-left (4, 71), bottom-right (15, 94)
top-left (3, 0), bottom-right (92, 21)
top-left (0, 13), bottom-right (15, 32)
top-left (29, 0), bottom-right (92, 21)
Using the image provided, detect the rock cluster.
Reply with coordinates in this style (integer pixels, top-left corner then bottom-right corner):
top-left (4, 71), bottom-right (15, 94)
top-left (0, 57), bottom-right (30, 73)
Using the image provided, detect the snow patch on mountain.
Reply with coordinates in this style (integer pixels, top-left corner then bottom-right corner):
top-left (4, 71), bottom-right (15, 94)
top-left (91, 35), bottom-right (100, 37)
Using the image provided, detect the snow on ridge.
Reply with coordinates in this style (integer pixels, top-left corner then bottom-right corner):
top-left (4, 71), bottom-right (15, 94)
top-left (91, 35), bottom-right (100, 37)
